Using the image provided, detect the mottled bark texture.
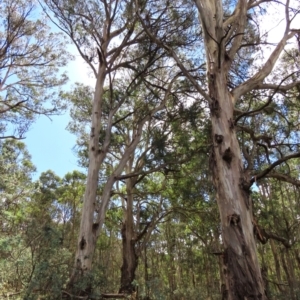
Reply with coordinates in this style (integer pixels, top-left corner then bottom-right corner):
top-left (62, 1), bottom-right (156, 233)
top-left (68, 63), bottom-right (107, 292)
top-left (192, 1), bottom-right (264, 298)
top-left (186, 0), bottom-right (299, 298)
top-left (209, 71), bottom-right (264, 299)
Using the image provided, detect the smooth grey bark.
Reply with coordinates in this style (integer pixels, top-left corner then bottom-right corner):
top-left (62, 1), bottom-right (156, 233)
top-left (119, 174), bottom-right (138, 294)
top-left (117, 121), bottom-right (171, 295)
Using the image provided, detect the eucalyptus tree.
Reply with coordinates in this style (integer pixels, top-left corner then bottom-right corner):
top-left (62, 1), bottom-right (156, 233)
top-left (0, 166), bottom-right (87, 298)
top-left (42, 0), bottom-right (155, 290)
top-left (0, 139), bottom-right (36, 235)
top-left (64, 71), bottom-right (203, 295)
top-left (253, 175), bottom-right (300, 299)
top-left (65, 44), bottom-right (212, 294)
top-left (114, 77), bottom-right (209, 294)
top-left (0, 0), bottom-right (69, 139)
top-left (42, 1), bottom-right (187, 294)
top-left (0, 139), bottom-right (36, 297)
top-left (135, 0), bottom-right (300, 298)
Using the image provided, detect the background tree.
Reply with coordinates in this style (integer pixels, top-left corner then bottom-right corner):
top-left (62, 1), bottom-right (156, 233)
top-left (42, 1), bottom-right (172, 291)
top-left (0, 163), bottom-right (86, 299)
top-left (0, 0), bottom-right (69, 139)
top-left (43, 0), bottom-right (205, 294)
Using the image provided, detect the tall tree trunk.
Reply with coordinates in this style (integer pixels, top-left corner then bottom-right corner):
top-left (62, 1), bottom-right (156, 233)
top-left (209, 71), bottom-right (265, 299)
top-left (270, 239), bottom-right (284, 293)
top-left (119, 178), bottom-right (138, 294)
top-left (281, 249), bottom-right (296, 300)
top-left (119, 221), bottom-right (138, 294)
top-left (69, 100), bottom-right (154, 293)
top-left (144, 246), bottom-right (150, 300)
top-left (286, 249), bottom-right (296, 300)
top-left (166, 223), bottom-right (177, 297)
top-left (139, 0), bottom-right (298, 296)
top-left (191, 1), bottom-right (266, 298)
top-left (67, 65), bottom-right (107, 292)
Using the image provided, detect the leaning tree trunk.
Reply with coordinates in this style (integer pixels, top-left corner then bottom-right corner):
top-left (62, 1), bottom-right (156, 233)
top-left (209, 70), bottom-right (265, 299)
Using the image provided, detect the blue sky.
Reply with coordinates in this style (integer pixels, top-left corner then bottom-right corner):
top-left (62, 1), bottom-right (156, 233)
top-left (25, 113), bottom-right (79, 179)
top-left (22, 6), bottom-right (96, 180)
top-left (25, 50), bottom-right (95, 179)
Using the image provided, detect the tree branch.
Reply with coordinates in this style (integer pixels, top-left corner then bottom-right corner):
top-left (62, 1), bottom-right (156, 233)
top-left (251, 152), bottom-right (300, 183)
top-left (254, 80), bottom-right (300, 92)
top-left (0, 135), bottom-right (25, 140)
top-left (135, 1), bottom-right (211, 104)
top-left (232, 30), bottom-right (296, 102)
top-left (235, 72), bottom-right (298, 123)
top-left (265, 172), bottom-right (300, 186)
top-left (254, 220), bottom-right (292, 248)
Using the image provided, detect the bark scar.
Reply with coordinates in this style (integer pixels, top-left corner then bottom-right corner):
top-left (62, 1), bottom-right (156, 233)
top-left (228, 118), bottom-right (234, 130)
top-left (222, 147), bottom-right (233, 165)
top-left (215, 134), bottom-right (224, 144)
top-left (91, 127), bottom-right (95, 137)
top-left (92, 223), bottom-right (99, 233)
top-left (239, 177), bottom-right (251, 208)
top-left (228, 213), bottom-right (240, 226)
top-left (79, 236), bottom-right (86, 250)
top-left (210, 97), bottom-right (221, 117)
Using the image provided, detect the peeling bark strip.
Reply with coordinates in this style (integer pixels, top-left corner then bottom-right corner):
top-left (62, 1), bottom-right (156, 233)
top-left (209, 70), bottom-right (265, 299)
top-left (222, 214), bottom-right (264, 299)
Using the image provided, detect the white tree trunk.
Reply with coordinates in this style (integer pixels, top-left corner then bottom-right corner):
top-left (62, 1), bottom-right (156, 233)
top-left (209, 70), bottom-right (265, 299)
top-left (195, 0), bottom-right (265, 298)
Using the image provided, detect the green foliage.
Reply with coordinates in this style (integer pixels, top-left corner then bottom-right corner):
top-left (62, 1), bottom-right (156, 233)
top-left (0, 0), bottom-right (70, 139)
top-left (0, 141), bottom-right (86, 298)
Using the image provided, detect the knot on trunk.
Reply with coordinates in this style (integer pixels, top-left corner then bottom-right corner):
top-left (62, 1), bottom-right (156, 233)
top-left (222, 147), bottom-right (233, 164)
top-left (79, 236), bottom-right (86, 250)
top-left (228, 213), bottom-right (240, 226)
top-left (215, 134), bottom-right (224, 144)
top-left (210, 97), bottom-right (221, 117)
top-left (228, 118), bottom-right (234, 130)
top-left (239, 178), bottom-right (251, 209)
top-left (239, 177), bottom-right (251, 192)
top-left (92, 223), bottom-right (99, 233)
